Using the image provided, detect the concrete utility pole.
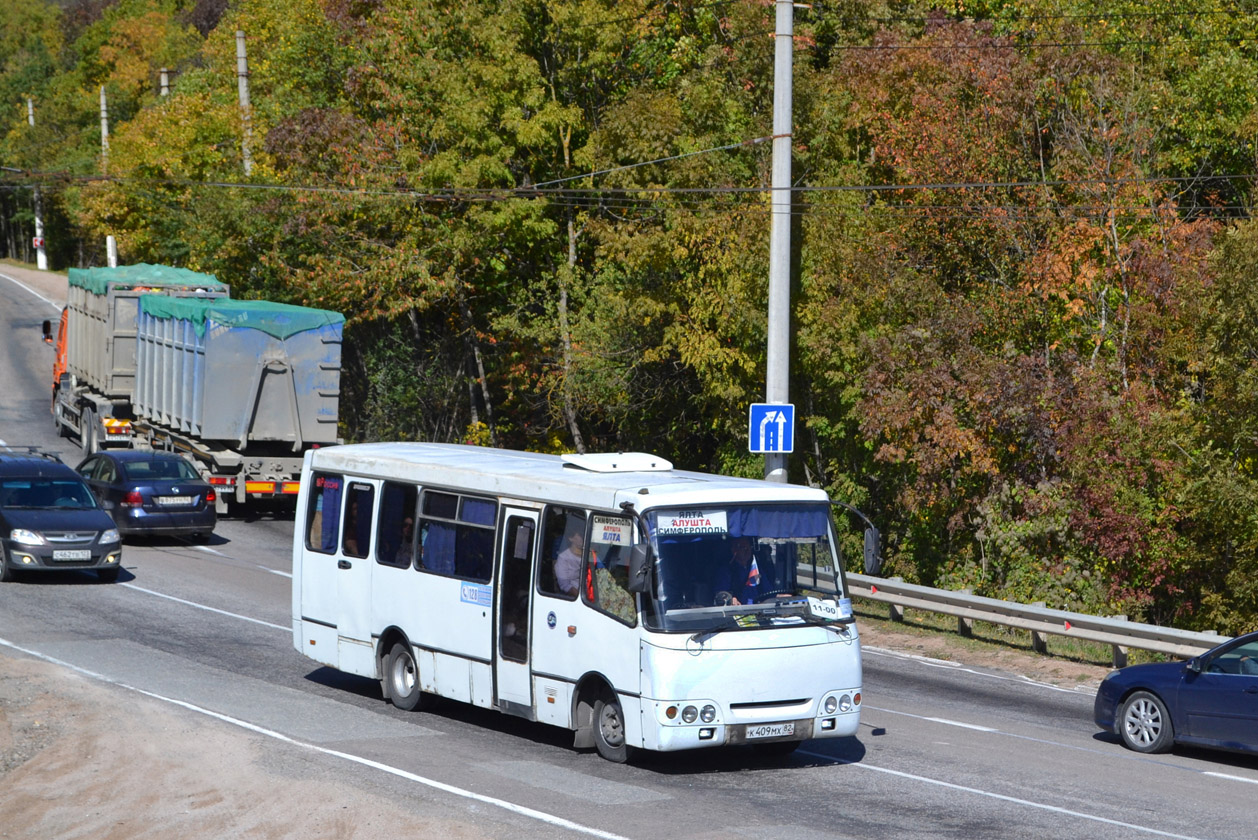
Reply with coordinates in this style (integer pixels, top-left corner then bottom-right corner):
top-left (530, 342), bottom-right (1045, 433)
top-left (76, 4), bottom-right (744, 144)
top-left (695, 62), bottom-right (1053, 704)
top-left (27, 98), bottom-right (47, 270)
top-left (106, 235), bottom-right (118, 268)
top-left (764, 0), bottom-right (794, 483)
top-left (99, 86), bottom-right (110, 175)
top-left (236, 31), bottom-right (253, 176)
top-left (160, 68), bottom-right (170, 97)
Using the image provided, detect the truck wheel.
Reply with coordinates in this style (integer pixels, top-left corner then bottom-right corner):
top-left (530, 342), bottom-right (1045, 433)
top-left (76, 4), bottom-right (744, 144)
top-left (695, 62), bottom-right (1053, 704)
top-left (81, 408), bottom-right (98, 454)
top-left (53, 399), bottom-right (69, 438)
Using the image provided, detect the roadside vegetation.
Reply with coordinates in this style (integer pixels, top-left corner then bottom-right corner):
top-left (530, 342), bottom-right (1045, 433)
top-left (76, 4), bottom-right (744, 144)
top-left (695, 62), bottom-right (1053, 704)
top-left (3, 0), bottom-right (1258, 635)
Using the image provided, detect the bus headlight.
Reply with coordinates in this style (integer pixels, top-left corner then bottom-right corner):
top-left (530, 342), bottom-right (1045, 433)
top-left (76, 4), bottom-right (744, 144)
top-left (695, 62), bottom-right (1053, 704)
top-left (700, 704), bottom-right (716, 723)
top-left (838, 694), bottom-right (853, 712)
top-left (681, 705), bottom-right (698, 723)
top-left (824, 695), bottom-right (838, 714)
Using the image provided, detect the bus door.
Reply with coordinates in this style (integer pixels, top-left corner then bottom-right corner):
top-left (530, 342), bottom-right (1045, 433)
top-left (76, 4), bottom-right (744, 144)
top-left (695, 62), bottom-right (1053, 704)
top-left (495, 508), bottom-right (538, 715)
top-left (337, 481), bottom-right (377, 675)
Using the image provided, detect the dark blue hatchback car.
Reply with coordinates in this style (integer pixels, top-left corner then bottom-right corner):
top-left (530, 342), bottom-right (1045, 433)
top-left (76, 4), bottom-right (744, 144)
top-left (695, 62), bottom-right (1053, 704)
top-left (1094, 631), bottom-right (1258, 755)
top-left (76, 451), bottom-right (217, 541)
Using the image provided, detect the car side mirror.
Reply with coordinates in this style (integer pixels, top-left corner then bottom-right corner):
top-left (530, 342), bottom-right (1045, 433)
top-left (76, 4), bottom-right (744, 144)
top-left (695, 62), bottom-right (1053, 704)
top-left (627, 543), bottom-right (652, 593)
top-left (41, 319), bottom-right (53, 344)
top-left (1186, 657), bottom-right (1202, 674)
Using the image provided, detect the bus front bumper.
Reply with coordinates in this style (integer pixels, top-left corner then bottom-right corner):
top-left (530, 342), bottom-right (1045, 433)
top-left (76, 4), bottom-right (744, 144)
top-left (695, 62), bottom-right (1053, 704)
top-left (648, 706), bottom-right (860, 752)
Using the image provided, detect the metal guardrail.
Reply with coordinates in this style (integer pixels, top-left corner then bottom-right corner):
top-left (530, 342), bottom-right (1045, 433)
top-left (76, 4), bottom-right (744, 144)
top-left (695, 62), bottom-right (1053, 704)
top-left (846, 573), bottom-right (1230, 668)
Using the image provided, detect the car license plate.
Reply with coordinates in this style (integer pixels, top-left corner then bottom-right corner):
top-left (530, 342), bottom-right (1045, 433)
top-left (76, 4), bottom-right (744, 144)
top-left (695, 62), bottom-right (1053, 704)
top-left (52, 550), bottom-right (92, 561)
top-left (157, 495), bottom-right (193, 506)
top-left (746, 722), bottom-right (795, 740)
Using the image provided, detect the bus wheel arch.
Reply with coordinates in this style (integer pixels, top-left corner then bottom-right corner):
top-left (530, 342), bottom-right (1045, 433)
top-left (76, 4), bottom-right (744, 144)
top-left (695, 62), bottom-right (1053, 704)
top-left (378, 630), bottom-right (437, 712)
top-left (572, 674), bottom-right (629, 762)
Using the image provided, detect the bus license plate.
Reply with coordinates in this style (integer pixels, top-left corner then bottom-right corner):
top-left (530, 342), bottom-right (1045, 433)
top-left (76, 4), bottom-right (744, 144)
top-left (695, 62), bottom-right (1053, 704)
top-left (52, 550), bottom-right (92, 561)
top-left (157, 496), bottom-right (193, 506)
top-left (746, 722), bottom-right (795, 740)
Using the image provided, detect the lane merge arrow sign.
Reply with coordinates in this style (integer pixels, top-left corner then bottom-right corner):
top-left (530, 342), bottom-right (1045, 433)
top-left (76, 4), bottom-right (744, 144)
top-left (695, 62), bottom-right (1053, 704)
top-left (748, 403), bottom-right (794, 454)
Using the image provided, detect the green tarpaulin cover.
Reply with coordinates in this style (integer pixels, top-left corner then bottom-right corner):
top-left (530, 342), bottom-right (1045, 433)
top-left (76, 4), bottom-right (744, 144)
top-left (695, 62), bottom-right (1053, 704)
top-left (68, 263), bottom-right (226, 295)
top-left (139, 296), bottom-right (345, 340)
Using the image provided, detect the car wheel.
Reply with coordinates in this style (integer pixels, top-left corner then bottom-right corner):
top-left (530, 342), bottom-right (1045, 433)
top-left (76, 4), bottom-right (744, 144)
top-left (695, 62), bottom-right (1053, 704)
top-left (97, 567), bottom-right (120, 583)
top-left (0, 552), bottom-right (14, 583)
top-left (593, 693), bottom-right (629, 763)
top-left (383, 642), bottom-right (436, 711)
top-left (1118, 690), bottom-right (1174, 753)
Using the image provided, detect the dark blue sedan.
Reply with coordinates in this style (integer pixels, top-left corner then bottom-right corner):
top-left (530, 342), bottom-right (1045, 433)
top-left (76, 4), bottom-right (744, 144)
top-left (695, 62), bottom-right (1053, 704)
top-left (76, 451), bottom-right (217, 541)
top-left (1094, 631), bottom-right (1258, 755)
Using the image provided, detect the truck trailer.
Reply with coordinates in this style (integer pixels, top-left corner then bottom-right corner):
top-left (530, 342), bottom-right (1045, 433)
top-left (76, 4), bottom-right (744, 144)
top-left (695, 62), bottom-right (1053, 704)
top-left (47, 264), bottom-right (344, 512)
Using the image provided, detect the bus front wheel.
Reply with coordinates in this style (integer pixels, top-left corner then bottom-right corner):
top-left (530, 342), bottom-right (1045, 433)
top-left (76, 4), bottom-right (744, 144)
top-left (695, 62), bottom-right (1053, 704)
top-left (593, 694), bottom-right (629, 763)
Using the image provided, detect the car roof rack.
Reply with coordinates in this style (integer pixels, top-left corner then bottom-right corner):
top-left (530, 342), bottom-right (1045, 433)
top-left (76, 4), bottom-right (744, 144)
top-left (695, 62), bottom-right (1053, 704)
top-left (0, 445), bottom-right (65, 463)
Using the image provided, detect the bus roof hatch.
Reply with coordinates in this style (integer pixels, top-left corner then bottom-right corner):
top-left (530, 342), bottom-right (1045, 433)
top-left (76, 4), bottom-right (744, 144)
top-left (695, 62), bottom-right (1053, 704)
top-left (560, 452), bottom-right (673, 473)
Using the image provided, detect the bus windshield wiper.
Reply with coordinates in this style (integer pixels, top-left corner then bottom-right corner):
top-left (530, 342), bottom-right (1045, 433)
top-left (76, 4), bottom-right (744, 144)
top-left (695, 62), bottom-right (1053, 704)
top-left (690, 617), bottom-right (748, 645)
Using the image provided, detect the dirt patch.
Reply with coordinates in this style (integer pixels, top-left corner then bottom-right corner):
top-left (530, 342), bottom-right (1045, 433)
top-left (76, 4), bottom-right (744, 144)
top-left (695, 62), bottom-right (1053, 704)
top-left (0, 656), bottom-right (491, 840)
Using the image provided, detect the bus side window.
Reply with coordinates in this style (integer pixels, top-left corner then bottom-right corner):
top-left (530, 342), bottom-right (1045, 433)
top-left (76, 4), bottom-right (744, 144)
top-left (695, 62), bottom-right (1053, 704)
top-left (538, 506), bottom-right (586, 599)
top-left (587, 515), bottom-right (637, 625)
top-left (376, 482), bottom-right (418, 568)
top-left (342, 482), bottom-right (375, 559)
top-left (305, 473), bottom-right (343, 554)
top-left (417, 490), bottom-right (496, 583)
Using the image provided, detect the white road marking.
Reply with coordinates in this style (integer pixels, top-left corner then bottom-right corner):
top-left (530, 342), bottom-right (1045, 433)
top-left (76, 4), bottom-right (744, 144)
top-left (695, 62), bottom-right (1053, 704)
top-left (184, 542), bottom-right (290, 577)
top-left (921, 716), bottom-right (997, 732)
top-left (1204, 771), bottom-right (1258, 785)
top-left (862, 645), bottom-right (1095, 694)
top-left (0, 270), bottom-right (63, 310)
top-left (0, 636), bottom-right (632, 840)
top-left (801, 748), bottom-right (1208, 840)
top-left (120, 582), bottom-right (289, 631)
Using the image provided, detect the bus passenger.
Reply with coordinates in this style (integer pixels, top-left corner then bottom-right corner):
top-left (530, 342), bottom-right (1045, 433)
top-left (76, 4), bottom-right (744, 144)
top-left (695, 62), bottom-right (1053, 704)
top-left (555, 531), bottom-right (584, 596)
top-left (394, 517), bottom-right (415, 565)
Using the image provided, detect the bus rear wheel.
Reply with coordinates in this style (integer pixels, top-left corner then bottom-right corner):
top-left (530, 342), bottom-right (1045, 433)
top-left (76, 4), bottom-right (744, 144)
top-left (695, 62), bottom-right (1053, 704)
top-left (384, 642), bottom-right (437, 712)
top-left (593, 693), bottom-right (629, 763)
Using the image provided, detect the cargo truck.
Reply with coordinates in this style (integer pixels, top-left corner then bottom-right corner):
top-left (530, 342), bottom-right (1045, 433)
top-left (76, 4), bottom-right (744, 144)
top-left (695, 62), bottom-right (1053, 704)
top-left (45, 264), bottom-right (345, 512)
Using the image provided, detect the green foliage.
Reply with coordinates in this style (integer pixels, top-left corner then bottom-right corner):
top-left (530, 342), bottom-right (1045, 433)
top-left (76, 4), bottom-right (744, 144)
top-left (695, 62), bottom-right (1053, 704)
top-left (8, 0), bottom-right (1258, 632)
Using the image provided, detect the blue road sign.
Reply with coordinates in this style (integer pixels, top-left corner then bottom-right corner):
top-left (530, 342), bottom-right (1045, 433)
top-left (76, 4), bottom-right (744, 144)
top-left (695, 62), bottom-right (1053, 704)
top-left (748, 403), bottom-right (794, 453)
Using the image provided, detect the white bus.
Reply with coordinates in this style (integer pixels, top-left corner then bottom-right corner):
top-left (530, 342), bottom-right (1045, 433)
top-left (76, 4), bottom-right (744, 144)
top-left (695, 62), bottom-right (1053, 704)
top-left (291, 443), bottom-right (862, 761)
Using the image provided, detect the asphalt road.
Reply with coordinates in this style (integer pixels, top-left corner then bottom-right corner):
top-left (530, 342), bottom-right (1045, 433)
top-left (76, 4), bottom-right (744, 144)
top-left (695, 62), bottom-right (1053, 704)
top-left (2, 264), bottom-right (1256, 840)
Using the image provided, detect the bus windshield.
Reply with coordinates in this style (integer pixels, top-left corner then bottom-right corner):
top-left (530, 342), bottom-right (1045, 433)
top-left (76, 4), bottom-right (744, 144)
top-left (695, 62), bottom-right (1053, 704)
top-left (641, 503), bottom-right (846, 633)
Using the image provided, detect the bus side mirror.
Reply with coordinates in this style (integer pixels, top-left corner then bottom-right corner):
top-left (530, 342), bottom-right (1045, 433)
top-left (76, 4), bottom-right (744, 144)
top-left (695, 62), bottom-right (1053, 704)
top-left (627, 543), bottom-right (651, 593)
top-left (41, 319), bottom-right (53, 344)
top-left (863, 526), bottom-right (882, 576)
